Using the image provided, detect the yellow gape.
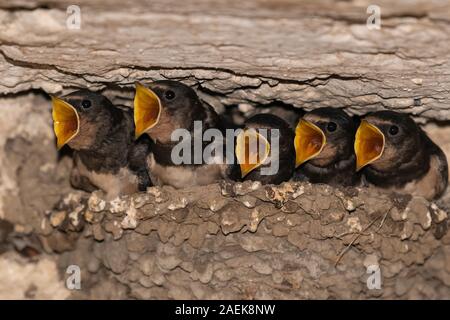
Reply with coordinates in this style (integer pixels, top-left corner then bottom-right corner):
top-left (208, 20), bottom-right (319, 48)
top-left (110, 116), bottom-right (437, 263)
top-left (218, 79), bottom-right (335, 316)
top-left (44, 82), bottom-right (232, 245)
top-left (294, 119), bottom-right (326, 168)
top-left (354, 120), bottom-right (385, 171)
top-left (134, 83), bottom-right (162, 138)
top-left (51, 96), bottom-right (80, 149)
top-left (235, 129), bottom-right (271, 178)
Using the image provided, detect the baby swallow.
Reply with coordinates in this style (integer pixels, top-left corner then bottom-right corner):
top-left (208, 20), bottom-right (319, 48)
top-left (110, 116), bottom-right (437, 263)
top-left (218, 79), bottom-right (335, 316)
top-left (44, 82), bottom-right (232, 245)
top-left (354, 110), bottom-right (448, 200)
top-left (230, 114), bottom-right (296, 185)
top-left (51, 90), bottom-right (151, 200)
top-left (134, 80), bottom-right (226, 188)
top-left (293, 107), bottom-right (359, 186)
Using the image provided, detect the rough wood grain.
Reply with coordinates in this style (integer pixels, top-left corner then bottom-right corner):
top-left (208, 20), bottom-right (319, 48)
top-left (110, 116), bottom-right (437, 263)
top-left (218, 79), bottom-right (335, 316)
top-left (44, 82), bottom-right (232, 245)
top-left (1, 0), bottom-right (450, 120)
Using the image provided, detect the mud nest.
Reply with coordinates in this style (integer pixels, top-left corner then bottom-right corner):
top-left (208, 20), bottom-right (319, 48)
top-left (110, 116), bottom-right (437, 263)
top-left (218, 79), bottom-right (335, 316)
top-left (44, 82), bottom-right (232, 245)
top-left (32, 179), bottom-right (448, 299)
top-left (2, 0), bottom-right (450, 300)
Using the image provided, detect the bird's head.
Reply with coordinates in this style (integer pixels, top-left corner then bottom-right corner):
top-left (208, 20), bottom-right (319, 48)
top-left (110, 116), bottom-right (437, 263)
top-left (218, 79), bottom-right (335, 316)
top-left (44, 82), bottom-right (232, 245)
top-left (51, 90), bottom-right (115, 150)
top-left (235, 114), bottom-right (295, 183)
top-left (354, 111), bottom-right (420, 171)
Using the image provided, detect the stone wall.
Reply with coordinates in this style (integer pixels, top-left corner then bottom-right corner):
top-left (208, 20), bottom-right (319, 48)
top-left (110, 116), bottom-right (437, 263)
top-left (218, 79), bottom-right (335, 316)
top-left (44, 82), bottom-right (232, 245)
top-left (1, 0), bottom-right (450, 299)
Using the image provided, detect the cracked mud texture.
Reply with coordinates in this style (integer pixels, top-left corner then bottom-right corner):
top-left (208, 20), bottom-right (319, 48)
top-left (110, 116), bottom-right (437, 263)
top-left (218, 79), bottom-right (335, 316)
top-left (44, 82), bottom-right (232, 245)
top-left (2, 0), bottom-right (450, 299)
top-left (1, 0), bottom-right (450, 120)
top-left (0, 94), bottom-right (72, 227)
top-left (42, 182), bottom-right (450, 299)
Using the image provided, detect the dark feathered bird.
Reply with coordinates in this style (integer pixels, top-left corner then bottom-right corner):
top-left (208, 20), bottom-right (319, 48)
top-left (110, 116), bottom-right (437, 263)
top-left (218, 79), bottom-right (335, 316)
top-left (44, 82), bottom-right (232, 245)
top-left (354, 110), bottom-right (448, 200)
top-left (293, 107), bottom-right (359, 186)
top-left (229, 113), bottom-right (295, 185)
top-left (51, 89), bottom-right (151, 200)
top-left (133, 80), bottom-right (227, 188)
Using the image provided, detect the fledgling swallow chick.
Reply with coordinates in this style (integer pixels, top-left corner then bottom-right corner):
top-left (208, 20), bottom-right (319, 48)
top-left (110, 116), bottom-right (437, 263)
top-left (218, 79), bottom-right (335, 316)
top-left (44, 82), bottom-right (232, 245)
top-left (293, 107), bottom-right (359, 186)
top-left (354, 110), bottom-right (448, 200)
top-left (229, 114), bottom-right (296, 185)
top-left (51, 90), bottom-right (151, 200)
top-left (134, 80), bottom-right (226, 188)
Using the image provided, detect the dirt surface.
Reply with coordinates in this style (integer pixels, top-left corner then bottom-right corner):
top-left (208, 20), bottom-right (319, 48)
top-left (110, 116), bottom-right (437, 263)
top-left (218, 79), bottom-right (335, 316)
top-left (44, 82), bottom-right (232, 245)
top-left (0, 251), bottom-right (69, 299)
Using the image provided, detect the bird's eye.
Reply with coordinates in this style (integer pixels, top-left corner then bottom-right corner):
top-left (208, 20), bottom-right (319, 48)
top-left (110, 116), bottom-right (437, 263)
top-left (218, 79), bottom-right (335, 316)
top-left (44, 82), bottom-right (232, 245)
top-left (389, 125), bottom-right (399, 136)
top-left (327, 122), bottom-right (337, 132)
top-left (165, 90), bottom-right (175, 100)
top-left (81, 99), bottom-right (92, 109)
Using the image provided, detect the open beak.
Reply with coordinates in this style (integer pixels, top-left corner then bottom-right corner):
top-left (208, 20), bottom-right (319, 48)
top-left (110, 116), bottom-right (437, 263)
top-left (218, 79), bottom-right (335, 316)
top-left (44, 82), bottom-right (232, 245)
top-left (294, 119), bottom-right (326, 168)
top-left (51, 96), bottom-right (80, 149)
top-left (354, 120), bottom-right (385, 171)
top-left (134, 83), bottom-right (162, 138)
top-left (235, 129), bottom-right (271, 178)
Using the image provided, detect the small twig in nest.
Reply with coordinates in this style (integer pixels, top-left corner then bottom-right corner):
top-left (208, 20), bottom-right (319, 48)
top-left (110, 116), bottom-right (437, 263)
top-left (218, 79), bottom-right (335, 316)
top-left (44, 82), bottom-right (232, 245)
top-left (334, 215), bottom-right (382, 267)
top-left (375, 211), bottom-right (389, 233)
